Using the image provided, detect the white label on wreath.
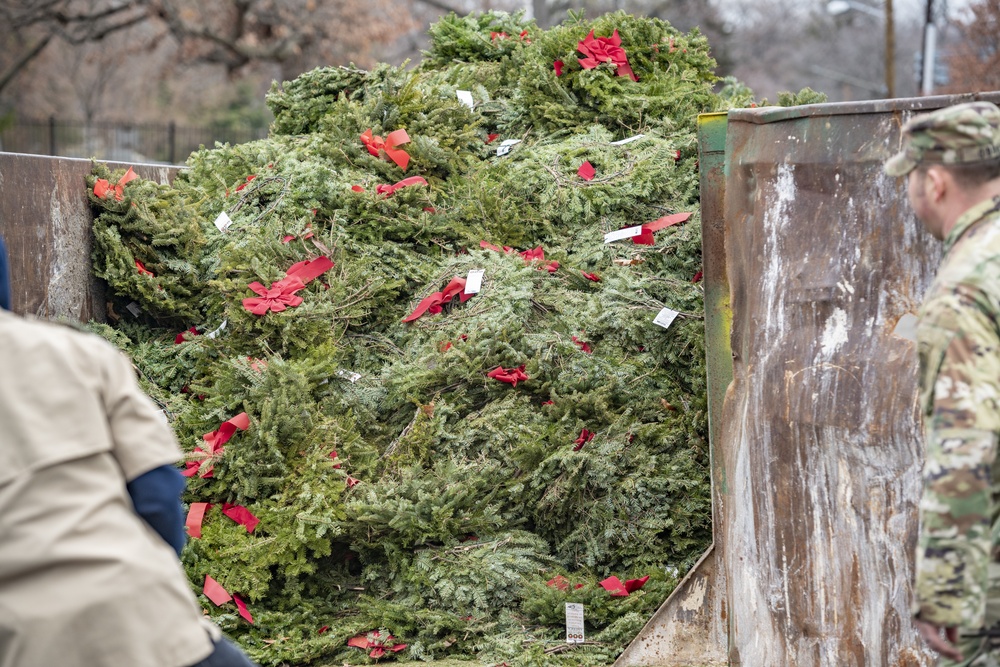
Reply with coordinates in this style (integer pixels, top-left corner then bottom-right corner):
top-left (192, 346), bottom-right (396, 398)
top-left (604, 226), bottom-right (644, 243)
top-left (336, 369), bottom-right (362, 383)
top-left (206, 319), bottom-right (227, 339)
top-left (456, 90), bottom-right (475, 109)
top-left (214, 211), bottom-right (233, 233)
top-left (497, 139), bottom-right (521, 157)
top-left (610, 134), bottom-right (645, 145)
top-left (653, 307), bottom-right (679, 330)
top-left (465, 269), bottom-right (485, 295)
top-left (126, 301), bottom-right (142, 317)
top-left (565, 603), bottom-right (585, 644)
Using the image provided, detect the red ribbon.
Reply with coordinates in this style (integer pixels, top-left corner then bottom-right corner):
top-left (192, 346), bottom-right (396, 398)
top-left (175, 326), bottom-right (198, 344)
top-left (578, 161), bottom-right (596, 181)
top-left (221, 503), bottom-right (260, 533)
top-left (135, 259), bottom-right (154, 276)
top-left (692, 270), bottom-right (703, 283)
top-left (346, 475), bottom-right (361, 489)
top-left (235, 174), bottom-right (256, 192)
top-left (233, 594), bottom-right (254, 624)
top-left (375, 175), bottom-right (428, 196)
top-left (402, 276), bottom-right (473, 323)
top-left (554, 60), bottom-right (564, 77)
top-left (203, 575), bottom-right (232, 606)
top-left (203, 412), bottom-right (250, 453)
top-left (347, 631), bottom-right (407, 659)
top-left (360, 128), bottom-right (411, 171)
top-left (203, 576), bottom-right (253, 623)
top-left (182, 447), bottom-right (212, 478)
top-left (632, 212), bottom-right (692, 245)
top-left (573, 428), bottom-right (595, 450)
top-left (93, 166), bottom-right (138, 201)
top-left (186, 502), bottom-right (210, 538)
top-left (487, 365), bottom-right (528, 387)
top-left (571, 336), bottom-right (592, 354)
top-left (242, 257), bottom-right (334, 316)
top-left (599, 574), bottom-right (650, 596)
top-left (581, 271), bottom-right (601, 282)
top-left (577, 30), bottom-right (638, 81)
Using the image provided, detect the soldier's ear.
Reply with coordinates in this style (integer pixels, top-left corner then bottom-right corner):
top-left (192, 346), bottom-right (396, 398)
top-left (924, 166), bottom-right (949, 204)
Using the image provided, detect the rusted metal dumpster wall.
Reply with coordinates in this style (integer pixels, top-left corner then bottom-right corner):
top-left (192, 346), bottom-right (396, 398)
top-left (720, 92), bottom-right (1000, 666)
top-left (0, 153), bottom-right (175, 320)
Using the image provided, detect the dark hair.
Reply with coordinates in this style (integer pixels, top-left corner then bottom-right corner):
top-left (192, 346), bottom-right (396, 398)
top-left (942, 157), bottom-right (1000, 189)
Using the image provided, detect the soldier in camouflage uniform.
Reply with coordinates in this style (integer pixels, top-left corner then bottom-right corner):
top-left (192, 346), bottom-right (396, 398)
top-left (885, 101), bottom-right (1000, 665)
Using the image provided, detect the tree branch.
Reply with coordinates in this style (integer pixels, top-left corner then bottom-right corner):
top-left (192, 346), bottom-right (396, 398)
top-left (0, 33), bottom-right (52, 97)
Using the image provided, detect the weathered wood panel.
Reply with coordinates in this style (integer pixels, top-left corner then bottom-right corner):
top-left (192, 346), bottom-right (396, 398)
top-left (0, 153), bottom-right (175, 320)
top-left (720, 93), bottom-right (1000, 666)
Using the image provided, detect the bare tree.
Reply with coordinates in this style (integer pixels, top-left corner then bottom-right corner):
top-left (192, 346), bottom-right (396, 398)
top-left (0, 0), bottom-right (417, 106)
top-left (942, 0), bottom-right (1000, 93)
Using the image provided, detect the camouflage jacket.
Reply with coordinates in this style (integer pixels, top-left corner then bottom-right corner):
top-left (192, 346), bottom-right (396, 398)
top-left (915, 194), bottom-right (1000, 628)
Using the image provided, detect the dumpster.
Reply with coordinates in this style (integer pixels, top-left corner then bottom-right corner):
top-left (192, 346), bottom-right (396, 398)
top-left (619, 91), bottom-right (1000, 666)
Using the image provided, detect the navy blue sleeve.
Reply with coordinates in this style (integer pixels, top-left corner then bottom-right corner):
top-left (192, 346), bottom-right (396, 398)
top-left (126, 464), bottom-right (188, 556)
top-left (0, 236), bottom-right (11, 311)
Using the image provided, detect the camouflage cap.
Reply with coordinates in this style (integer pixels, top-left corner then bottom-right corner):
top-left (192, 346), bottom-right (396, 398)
top-left (884, 101), bottom-right (1000, 177)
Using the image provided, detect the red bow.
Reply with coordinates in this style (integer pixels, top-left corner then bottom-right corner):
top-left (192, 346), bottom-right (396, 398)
top-left (375, 175), bottom-right (428, 196)
top-left (519, 246), bottom-right (559, 273)
top-left (554, 60), bottom-right (564, 76)
top-left (571, 336), bottom-right (592, 354)
top-left (242, 257), bottom-right (334, 316)
top-left (581, 271), bottom-right (601, 282)
top-left (361, 128), bottom-right (411, 171)
top-left (577, 30), bottom-right (638, 81)
top-left (242, 276), bottom-right (305, 315)
top-left (203, 412), bottom-right (251, 453)
top-left (402, 276), bottom-right (473, 323)
top-left (487, 365), bottom-right (528, 387)
top-left (632, 212), bottom-right (692, 245)
top-left (573, 428), bottom-right (595, 450)
top-left (347, 631), bottom-right (407, 659)
top-left (93, 166), bottom-right (138, 201)
top-left (578, 161), bottom-right (596, 181)
top-left (599, 574), bottom-right (650, 596)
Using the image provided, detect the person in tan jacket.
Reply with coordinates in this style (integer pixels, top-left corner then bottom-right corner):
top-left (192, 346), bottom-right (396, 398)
top-left (0, 236), bottom-right (255, 667)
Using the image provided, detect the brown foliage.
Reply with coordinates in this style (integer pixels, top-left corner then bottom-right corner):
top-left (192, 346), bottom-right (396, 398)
top-left (943, 0), bottom-right (1000, 93)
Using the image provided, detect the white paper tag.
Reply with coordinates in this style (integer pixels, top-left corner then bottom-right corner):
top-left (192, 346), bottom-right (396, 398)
top-left (892, 313), bottom-right (918, 342)
top-left (604, 225), bottom-right (644, 243)
top-left (206, 319), bottom-right (227, 339)
top-left (610, 134), bottom-right (646, 145)
top-left (465, 269), bottom-right (485, 295)
top-left (497, 139), bottom-right (521, 157)
top-left (213, 211), bottom-right (233, 233)
top-left (565, 603), bottom-right (585, 644)
top-left (456, 90), bottom-right (475, 109)
top-left (126, 301), bottom-right (142, 317)
top-left (336, 369), bottom-right (362, 383)
top-left (653, 307), bottom-right (680, 330)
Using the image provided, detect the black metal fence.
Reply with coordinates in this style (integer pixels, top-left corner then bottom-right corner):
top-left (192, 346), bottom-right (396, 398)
top-left (0, 117), bottom-right (269, 165)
